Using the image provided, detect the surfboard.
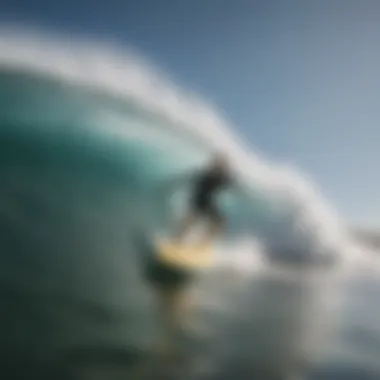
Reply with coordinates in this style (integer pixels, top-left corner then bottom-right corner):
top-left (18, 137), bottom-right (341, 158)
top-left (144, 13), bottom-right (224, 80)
top-left (155, 239), bottom-right (214, 270)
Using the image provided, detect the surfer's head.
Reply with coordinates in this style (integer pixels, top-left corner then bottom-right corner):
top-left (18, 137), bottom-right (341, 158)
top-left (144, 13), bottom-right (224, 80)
top-left (210, 151), bottom-right (230, 172)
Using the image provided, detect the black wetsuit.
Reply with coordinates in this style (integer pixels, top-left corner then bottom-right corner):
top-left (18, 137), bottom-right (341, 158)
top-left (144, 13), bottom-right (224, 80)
top-left (146, 168), bottom-right (232, 289)
top-left (191, 168), bottom-right (231, 222)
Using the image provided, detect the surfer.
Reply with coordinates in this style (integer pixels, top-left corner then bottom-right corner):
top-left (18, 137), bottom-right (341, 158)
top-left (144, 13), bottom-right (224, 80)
top-left (172, 152), bottom-right (233, 246)
top-left (145, 153), bottom-right (234, 361)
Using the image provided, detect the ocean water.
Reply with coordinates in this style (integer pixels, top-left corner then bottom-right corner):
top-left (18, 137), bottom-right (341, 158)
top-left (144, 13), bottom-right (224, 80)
top-left (0, 29), bottom-right (380, 380)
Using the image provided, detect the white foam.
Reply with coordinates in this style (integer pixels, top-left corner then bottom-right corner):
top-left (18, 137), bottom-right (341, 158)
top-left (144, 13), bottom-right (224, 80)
top-left (0, 24), bottom-right (375, 266)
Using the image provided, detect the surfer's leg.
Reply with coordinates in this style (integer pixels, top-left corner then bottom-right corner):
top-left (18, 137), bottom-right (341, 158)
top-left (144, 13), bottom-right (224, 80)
top-left (173, 211), bottom-right (197, 244)
top-left (201, 207), bottom-right (224, 245)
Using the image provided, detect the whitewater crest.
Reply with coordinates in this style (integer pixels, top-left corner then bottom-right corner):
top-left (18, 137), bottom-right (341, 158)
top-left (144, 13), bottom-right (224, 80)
top-left (0, 25), bottom-right (375, 267)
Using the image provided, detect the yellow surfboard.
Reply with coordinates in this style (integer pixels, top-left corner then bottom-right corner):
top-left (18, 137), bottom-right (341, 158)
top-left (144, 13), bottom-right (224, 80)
top-left (156, 239), bottom-right (214, 270)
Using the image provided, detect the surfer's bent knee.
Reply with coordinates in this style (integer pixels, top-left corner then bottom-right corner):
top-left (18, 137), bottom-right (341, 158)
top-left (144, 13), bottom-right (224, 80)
top-left (210, 210), bottom-right (224, 227)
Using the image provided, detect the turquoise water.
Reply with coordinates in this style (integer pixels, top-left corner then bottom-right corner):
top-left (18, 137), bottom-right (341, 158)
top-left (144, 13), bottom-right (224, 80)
top-left (0, 34), bottom-right (380, 379)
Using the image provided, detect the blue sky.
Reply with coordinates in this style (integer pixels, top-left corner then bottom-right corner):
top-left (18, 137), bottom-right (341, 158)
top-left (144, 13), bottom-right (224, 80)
top-left (1, 0), bottom-right (380, 227)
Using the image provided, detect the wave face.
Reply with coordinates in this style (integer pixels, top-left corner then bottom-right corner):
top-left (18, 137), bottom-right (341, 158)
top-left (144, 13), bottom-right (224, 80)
top-left (0, 28), bottom-right (378, 379)
top-left (0, 28), bottom-right (369, 264)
